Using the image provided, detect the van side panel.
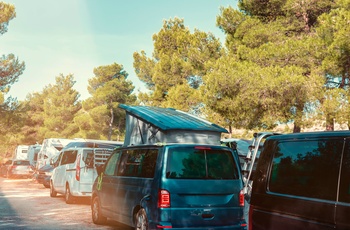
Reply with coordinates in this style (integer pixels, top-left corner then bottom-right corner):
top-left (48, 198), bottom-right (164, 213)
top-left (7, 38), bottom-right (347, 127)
top-left (113, 177), bottom-right (155, 226)
top-left (251, 136), bottom-right (343, 230)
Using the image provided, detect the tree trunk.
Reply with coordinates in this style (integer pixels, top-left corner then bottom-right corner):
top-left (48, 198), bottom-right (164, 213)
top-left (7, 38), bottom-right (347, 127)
top-left (325, 114), bottom-right (334, 131)
top-left (293, 105), bottom-right (303, 133)
top-left (293, 123), bottom-right (301, 133)
top-left (108, 107), bottom-right (114, 141)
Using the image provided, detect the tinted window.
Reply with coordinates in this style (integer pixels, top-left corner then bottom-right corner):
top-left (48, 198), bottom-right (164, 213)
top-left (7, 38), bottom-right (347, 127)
top-left (117, 149), bottom-right (158, 178)
top-left (339, 139), bottom-right (350, 203)
top-left (82, 150), bottom-right (94, 167)
top-left (269, 139), bottom-right (342, 201)
top-left (104, 152), bottom-right (120, 176)
top-left (61, 150), bottom-right (77, 165)
top-left (166, 147), bottom-right (239, 179)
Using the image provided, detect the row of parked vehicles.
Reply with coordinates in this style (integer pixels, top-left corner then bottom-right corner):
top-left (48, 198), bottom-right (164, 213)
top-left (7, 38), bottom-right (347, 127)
top-left (5, 104), bottom-right (350, 230)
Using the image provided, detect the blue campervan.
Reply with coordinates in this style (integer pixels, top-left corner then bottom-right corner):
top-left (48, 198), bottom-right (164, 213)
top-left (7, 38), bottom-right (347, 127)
top-left (91, 105), bottom-right (247, 229)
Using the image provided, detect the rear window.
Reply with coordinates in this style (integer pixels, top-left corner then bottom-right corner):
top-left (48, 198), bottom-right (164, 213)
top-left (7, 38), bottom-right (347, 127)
top-left (166, 147), bottom-right (239, 179)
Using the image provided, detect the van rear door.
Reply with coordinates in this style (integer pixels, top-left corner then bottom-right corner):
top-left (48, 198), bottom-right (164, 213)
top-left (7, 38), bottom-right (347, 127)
top-left (162, 146), bottom-right (245, 228)
top-left (77, 149), bottom-right (95, 193)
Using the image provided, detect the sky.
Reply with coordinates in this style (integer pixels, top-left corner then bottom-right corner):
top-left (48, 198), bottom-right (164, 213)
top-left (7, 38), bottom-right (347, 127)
top-left (1, 0), bottom-right (237, 101)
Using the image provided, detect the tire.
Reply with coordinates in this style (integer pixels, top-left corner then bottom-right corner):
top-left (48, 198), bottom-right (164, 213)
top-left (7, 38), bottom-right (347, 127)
top-left (50, 181), bottom-right (57, 197)
top-left (91, 196), bottom-right (107, 225)
top-left (65, 184), bottom-right (75, 204)
top-left (135, 208), bottom-right (148, 230)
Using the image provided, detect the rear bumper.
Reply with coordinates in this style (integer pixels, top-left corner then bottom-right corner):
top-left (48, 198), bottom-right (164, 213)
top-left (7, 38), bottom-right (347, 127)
top-left (71, 191), bottom-right (92, 197)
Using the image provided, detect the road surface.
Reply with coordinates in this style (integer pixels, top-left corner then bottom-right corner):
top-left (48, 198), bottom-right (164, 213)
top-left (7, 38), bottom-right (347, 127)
top-left (0, 177), bottom-right (132, 230)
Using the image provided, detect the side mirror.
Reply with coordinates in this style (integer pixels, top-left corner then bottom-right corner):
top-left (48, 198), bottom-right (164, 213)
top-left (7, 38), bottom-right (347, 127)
top-left (96, 164), bottom-right (104, 176)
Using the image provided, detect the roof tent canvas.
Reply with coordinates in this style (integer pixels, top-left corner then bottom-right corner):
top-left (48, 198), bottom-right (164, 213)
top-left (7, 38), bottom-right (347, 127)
top-left (119, 104), bottom-right (228, 146)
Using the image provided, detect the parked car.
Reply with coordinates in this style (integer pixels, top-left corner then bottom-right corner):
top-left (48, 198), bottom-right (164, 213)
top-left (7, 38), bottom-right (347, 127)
top-left (35, 164), bottom-right (55, 188)
top-left (34, 154), bottom-right (60, 188)
top-left (50, 147), bottom-right (113, 204)
top-left (91, 143), bottom-right (247, 229)
top-left (7, 160), bottom-right (34, 179)
top-left (249, 131), bottom-right (350, 229)
top-left (0, 159), bottom-right (12, 177)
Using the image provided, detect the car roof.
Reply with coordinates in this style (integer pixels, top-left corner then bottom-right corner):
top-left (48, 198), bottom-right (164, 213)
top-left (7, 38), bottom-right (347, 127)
top-left (119, 104), bottom-right (228, 133)
top-left (267, 130), bottom-right (350, 140)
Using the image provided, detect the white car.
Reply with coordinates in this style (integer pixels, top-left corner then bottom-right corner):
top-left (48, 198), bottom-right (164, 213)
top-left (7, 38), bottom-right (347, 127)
top-left (50, 147), bottom-right (113, 204)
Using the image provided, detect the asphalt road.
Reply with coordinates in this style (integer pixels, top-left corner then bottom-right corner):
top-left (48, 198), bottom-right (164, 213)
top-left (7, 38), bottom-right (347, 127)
top-left (0, 177), bottom-right (132, 230)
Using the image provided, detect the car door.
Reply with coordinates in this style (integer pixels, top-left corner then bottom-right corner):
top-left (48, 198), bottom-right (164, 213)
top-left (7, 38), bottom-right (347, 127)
top-left (54, 150), bottom-right (77, 193)
top-left (52, 151), bottom-right (64, 192)
top-left (336, 138), bottom-right (350, 230)
top-left (98, 150), bottom-right (121, 217)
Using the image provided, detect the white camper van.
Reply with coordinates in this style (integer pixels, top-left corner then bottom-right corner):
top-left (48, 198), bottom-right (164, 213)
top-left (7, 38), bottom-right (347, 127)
top-left (50, 147), bottom-right (114, 204)
top-left (36, 138), bottom-right (72, 170)
top-left (14, 145), bottom-right (29, 160)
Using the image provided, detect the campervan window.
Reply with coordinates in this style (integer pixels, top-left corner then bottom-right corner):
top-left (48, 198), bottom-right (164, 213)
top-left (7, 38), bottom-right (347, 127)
top-left (104, 152), bottom-right (121, 176)
top-left (166, 147), bottom-right (239, 180)
top-left (117, 149), bottom-right (158, 178)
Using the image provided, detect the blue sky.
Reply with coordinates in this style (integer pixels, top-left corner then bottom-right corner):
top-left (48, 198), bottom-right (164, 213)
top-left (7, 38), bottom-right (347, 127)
top-left (1, 0), bottom-right (237, 101)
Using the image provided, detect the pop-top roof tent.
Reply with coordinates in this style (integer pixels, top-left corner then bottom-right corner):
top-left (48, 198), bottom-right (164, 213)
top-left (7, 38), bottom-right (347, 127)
top-left (119, 104), bottom-right (228, 146)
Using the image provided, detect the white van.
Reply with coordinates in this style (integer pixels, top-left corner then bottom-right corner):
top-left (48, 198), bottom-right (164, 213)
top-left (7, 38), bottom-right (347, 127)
top-left (50, 147), bottom-right (113, 204)
top-left (14, 145), bottom-right (29, 160)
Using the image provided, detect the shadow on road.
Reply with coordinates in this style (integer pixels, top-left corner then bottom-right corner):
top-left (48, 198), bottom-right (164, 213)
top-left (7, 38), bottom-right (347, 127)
top-left (0, 188), bottom-right (30, 229)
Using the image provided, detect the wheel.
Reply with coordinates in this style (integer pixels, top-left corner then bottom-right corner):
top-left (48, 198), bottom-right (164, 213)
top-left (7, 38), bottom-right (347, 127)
top-left (65, 184), bottom-right (75, 204)
top-left (92, 196), bottom-right (107, 224)
top-left (135, 208), bottom-right (148, 230)
top-left (50, 181), bottom-right (57, 197)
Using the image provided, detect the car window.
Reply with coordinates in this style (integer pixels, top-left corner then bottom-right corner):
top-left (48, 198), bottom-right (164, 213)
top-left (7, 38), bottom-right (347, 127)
top-left (60, 150), bottom-right (78, 165)
top-left (54, 152), bottom-right (63, 167)
top-left (104, 151), bottom-right (121, 176)
top-left (117, 148), bottom-right (158, 178)
top-left (269, 139), bottom-right (342, 201)
top-left (166, 147), bottom-right (239, 179)
top-left (82, 150), bottom-right (94, 167)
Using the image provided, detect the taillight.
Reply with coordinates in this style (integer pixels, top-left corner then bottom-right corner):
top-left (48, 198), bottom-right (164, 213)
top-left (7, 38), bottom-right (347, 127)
top-left (239, 190), bottom-right (245, 207)
top-left (76, 154), bottom-right (81, 181)
top-left (158, 189), bottom-right (170, 208)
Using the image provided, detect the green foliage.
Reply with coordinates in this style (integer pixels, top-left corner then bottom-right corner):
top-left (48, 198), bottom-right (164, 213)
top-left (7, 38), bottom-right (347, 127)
top-left (0, 2), bottom-right (26, 158)
top-left (30, 74), bottom-right (82, 139)
top-left (80, 63), bottom-right (136, 140)
top-left (133, 17), bottom-right (223, 109)
top-left (314, 2), bottom-right (350, 129)
top-left (0, 2), bottom-right (15, 35)
top-left (206, 1), bottom-right (336, 132)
